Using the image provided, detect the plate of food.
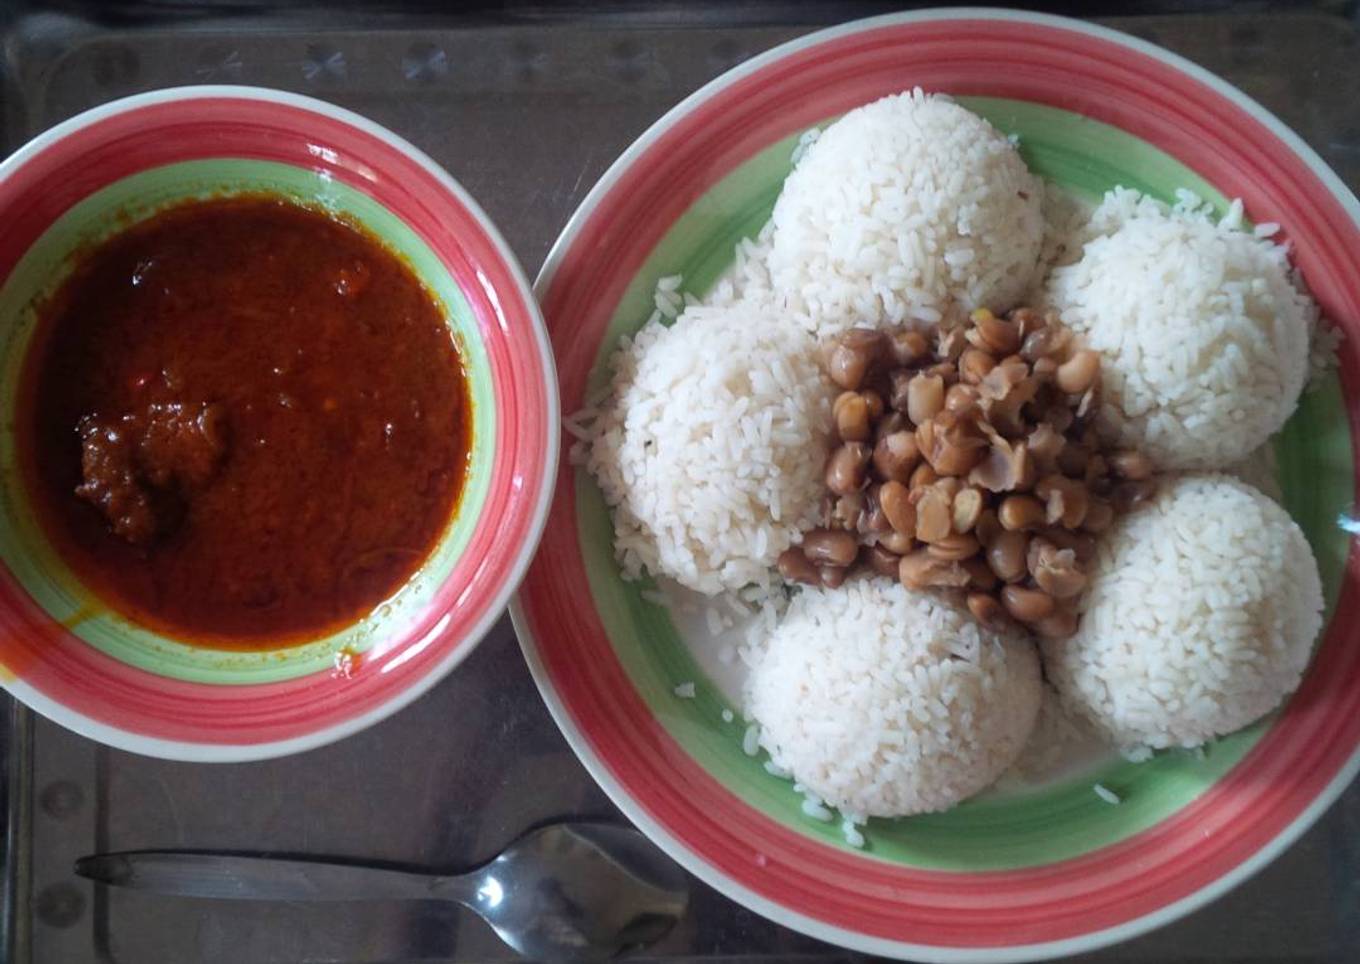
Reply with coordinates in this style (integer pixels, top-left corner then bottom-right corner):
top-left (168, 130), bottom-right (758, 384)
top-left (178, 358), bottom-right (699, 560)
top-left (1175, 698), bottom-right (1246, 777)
top-left (0, 87), bottom-right (557, 760)
top-left (511, 8), bottom-right (1360, 962)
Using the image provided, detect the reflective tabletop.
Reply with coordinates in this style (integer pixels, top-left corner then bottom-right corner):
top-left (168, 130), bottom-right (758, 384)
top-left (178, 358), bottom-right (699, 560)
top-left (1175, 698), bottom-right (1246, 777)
top-left (1, 6), bottom-right (1358, 962)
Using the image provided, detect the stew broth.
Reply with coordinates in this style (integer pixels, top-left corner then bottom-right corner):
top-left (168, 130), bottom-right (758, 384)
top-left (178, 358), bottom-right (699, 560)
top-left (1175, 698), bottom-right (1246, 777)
top-left (17, 195), bottom-right (471, 648)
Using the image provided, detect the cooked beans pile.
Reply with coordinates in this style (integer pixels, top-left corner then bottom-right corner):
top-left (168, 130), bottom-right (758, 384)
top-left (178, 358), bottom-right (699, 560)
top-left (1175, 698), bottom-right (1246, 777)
top-left (777, 307), bottom-right (1155, 638)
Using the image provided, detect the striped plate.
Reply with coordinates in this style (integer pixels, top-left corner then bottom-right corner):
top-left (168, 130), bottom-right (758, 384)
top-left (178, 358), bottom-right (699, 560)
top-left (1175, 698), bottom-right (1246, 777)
top-left (512, 10), bottom-right (1360, 961)
top-left (0, 87), bottom-right (558, 761)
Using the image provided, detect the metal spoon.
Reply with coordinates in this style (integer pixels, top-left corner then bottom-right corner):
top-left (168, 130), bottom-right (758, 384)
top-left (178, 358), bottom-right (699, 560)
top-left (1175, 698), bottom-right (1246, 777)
top-left (75, 822), bottom-right (689, 963)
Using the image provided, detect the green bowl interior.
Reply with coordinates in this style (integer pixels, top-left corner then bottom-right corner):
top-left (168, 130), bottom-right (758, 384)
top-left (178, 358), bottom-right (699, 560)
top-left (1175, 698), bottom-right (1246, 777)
top-left (0, 158), bottom-right (497, 685)
top-left (571, 98), bottom-right (1353, 868)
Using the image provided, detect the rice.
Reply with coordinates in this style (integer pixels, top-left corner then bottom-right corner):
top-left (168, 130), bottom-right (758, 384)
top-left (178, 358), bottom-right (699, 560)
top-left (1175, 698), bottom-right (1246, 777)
top-left (999, 683), bottom-right (1099, 783)
top-left (1045, 188), bottom-right (1316, 470)
top-left (581, 301), bottom-right (832, 594)
top-left (840, 818), bottom-right (866, 848)
top-left (746, 578), bottom-right (1041, 817)
top-left (1092, 783), bottom-right (1121, 805)
top-left (765, 89), bottom-right (1044, 338)
top-left (1042, 474), bottom-right (1323, 751)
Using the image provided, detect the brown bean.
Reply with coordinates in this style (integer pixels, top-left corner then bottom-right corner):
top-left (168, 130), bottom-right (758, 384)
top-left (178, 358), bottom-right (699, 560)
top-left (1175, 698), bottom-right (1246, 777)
top-left (825, 442), bottom-right (870, 495)
top-left (986, 529), bottom-right (1029, 582)
top-left (1026, 422), bottom-right (1065, 467)
top-left (827, 329), bottom-right (885, 390)
top-left (888, 369), bottom-right (913, 414)
top-left (1001, 585), bottom-right (1056, 623)
top-left (1039, 526), bottom-right (1097, 565)
top-left (925, 360), bottom-right (960, 385)
top-left (970, 309), bottom-right (1021, 355)
top-left (966, 592), bottom-right (1007, 628)
top-left (909, 462), bottom-right (939, 490)
top-left (819, 565), bottom-right (848, 590)
top-left (914, 485), bottom-right (953, 543)
top-left (872, 431), bottom-right (920, 483)
top-left (878, 529), bottom-right (916, 555)
top-left (861, 389), bottom-right (886, 421)
top-left (953, 487), bottom-right (984, 533)
top-left (932, 476), bottom-right (962, 502)
top-left (899, 550), bottom-right (971, 590)
top-left (970, 438), bottom-right (1028, 493)
top-left (1081, 498), bottom-right (1115, 534)
top-left (1008, 306), bottom-right (1044, 339)
top-left (927, 533), bottom-right (980, 561)
top-left (1056, 349), bottom-right (1101, 395)
top-left (875, 410), bottom-right (906, 442)
top-left (777, 548), bottom-right (821, 586)
top-left (998, 494), bottom-right (1046, 530)
top-left (801, 528), bottom-right (858, 567)
top-left (861, 485), bottom-right (892, 533)
top-left (1020, 325), bottom-right (1071, 363)
top-left (913, 418), bottom-right (935, 465)
top-left (1108, 450), bottom-right (1154, 481)
top-left (945, 382), bottom-right (979, 414)
top-left (938, 326), bottom-right (968, 363)
top-left (831, 492), bottom-right (865, 531)
top-left (888, 328), bottom-right (930, 367)
top-left (1035, 562), bottom-right (1087, 600)
top-left (907, 373), bottom-right (945, 425)
top-left (1026, 537), bottom-right (1055, 577)
top-left (921, 411), bottom-right (987, 477)
top-left (1028, 540), bottom-right (1087, 600)
top-left (833, 391), bottom-right (871, 442)
top-left (1032, 356), bottom-right (1059, 381)
top-left (865, 544), bottom-right (902, 579)
top-left (1033, 607), bottom-right (1079, 639)
top-left (959, 348), bottom-right (997, 385)
top-left (1036, 474), bottom-right (1089, 529)
top-left (962, 557), bottom-right (1000, 591)
top-left (879, 480), bottom-right (916, 535)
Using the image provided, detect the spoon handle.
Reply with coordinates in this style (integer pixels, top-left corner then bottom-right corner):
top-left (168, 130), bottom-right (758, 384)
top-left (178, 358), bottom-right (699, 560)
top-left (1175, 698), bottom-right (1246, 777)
top-left (75, 852), bottom-right (448, 903)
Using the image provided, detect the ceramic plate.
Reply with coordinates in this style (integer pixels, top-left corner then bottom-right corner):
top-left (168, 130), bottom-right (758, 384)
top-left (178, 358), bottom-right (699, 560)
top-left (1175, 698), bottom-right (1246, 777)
top-left (512, 10), bottom-right (1360, 962)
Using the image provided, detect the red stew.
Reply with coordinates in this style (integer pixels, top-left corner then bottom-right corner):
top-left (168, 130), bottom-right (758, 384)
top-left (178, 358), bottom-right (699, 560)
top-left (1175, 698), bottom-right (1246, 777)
top-left (18, 195), bottom-right (471, 648)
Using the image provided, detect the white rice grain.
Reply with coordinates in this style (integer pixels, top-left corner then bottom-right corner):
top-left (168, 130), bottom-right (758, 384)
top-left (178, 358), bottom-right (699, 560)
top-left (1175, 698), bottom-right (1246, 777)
top-left (581, 302), bottom-right (832, 594)
top-left (1093, 783), bottom-right (1122, 805)
top-left (746, 578), bottom-right (1041, 817)
top-left (1043, 474), bottom-right (1323, 752)
top-left (767, 89), bottom-right (1043, 338)
top-left (1045, 188), bottom-right (1317, 469)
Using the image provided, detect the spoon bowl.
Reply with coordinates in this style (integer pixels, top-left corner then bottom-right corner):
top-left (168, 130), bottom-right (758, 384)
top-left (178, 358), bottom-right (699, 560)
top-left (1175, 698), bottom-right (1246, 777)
top-left (448, 823), bottom-right (689, 961)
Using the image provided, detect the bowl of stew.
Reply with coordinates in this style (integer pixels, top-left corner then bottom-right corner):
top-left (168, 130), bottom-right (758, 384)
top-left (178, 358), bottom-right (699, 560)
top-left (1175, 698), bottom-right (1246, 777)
top-left (0, 86), bottom-right (558, 760)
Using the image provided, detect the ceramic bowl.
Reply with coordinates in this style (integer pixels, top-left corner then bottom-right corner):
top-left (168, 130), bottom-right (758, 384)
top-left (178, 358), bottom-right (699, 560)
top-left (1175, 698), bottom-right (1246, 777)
top-left (0, 86), bottom-right (558, 761)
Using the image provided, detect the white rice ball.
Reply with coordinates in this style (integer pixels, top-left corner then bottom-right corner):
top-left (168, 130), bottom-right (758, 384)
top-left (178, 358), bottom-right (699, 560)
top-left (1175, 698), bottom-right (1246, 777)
top-left (767, 88), bottom-right (1044, 338)
top-left (1043, 474), bottom-right (1323, 751)
top-left (747, 579), bottom-right (1041, 818)
top-left (1046, 188), bottom-right (1314, 470)
top-left (583, 303), bottom-right (831, 595)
